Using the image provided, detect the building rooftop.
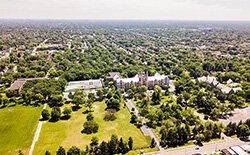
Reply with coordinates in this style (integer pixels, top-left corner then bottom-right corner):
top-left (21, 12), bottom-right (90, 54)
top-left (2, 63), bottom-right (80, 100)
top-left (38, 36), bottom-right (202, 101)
top-left (64, 79), bottom-right (103, 92)
top-left (240, 144), bottom-right (250, 153)
top-left (230, 146), bottom-right (249, 155)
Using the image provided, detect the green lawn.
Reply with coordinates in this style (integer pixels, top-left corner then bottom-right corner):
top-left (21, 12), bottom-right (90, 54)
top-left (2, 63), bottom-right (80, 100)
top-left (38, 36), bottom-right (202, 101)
top-left (0, 105), bottom-right (43, 155)
top-left (34, 101), bottom-right (150, 154)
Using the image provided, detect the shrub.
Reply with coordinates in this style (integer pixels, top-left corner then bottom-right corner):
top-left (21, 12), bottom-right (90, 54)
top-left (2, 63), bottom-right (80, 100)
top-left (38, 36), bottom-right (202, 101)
top-left (104, 109), bottom-right (117, 121)
top-left (63, 107), bottom-right (72, 117)
top-left (51, 106), bottom-right (61, 121)
top-left (41, 109), bottom-right (50, 120)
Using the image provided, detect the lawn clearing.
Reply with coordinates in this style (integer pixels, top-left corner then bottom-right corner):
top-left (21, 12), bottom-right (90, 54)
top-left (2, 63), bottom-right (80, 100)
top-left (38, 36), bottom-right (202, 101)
top-left (34, 101), bottom-right (150, 154)
top-left (0, 105), bottom-right (43, 155)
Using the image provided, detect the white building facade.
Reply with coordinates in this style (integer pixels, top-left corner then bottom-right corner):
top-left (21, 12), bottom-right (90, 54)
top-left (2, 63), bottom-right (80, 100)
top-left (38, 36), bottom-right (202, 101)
top-left (115, 72), bottom-right (169, 90)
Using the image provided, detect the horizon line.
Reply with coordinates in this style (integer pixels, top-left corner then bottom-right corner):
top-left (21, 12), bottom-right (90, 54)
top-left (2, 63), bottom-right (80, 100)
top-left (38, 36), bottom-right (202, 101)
top-left (0, 18), bottom-right (250, 22)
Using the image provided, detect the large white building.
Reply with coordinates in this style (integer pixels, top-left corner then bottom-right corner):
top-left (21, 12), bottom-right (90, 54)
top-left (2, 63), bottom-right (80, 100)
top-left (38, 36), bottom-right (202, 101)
top-left (115, 72), bottom-right (169, 90)
top-left (63, 79), bottom-right (103, 100)
top-left (196, 76), bottom-right (242, 94)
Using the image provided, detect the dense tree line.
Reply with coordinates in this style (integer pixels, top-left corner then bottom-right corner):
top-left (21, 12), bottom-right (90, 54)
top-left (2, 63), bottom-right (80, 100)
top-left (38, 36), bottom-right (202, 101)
top-left (224, 119), bottom-right (250, 138)
top-left (47, 135), bottom-right (134, 155)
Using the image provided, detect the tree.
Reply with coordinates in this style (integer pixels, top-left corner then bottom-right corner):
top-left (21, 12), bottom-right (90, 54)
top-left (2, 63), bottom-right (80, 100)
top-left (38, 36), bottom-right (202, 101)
top-left (96, 89), bottom-right (103, 100)
top-left (195, 134), bottom-right (205, 144)
top-left (137, 86), bottom-right (147, 94)
top-left (56, 146), bottom-right (66, 155)
top-left (150, 138), bottom-right (156, 148)
top-left (106, 98), bottom-right (120, 111)
top-left (72, 89), bottom-right (86, 108)
top-left (108, 134), bottom-right (118, 154)
top-left (118, 138), bottom-right (127, 154)
top-left (85, 99), bottom-right (93, 112)
top-left (45, 151), bottom-right (51, 155)
top-left (50, 94), bottom-right (63, 107)
top-left (67, 146), bottom-right (80, 155)
top-left (0, 94), bottom-right (2, 105)
top-left (99, 141), bottom-right (108, 154)
top-left (176, 94), bottom-right (184, 105)
top-left (128, 137), bottom-right (133, 150)
top-left (245, 119), bottom-right (250, 128)
top-left (51, 106), bottom-right (61, 121)
top-left (63, 107), bottom-right (72, 118)
top-left (90, 137), bottom-right (99, 147)
top-left (152, 85), bottom-right (162, 104)
top-left (82, 121), bottom-right (99, 134)
top-left (104, 109), bottom-right (117, 121)
top-left (130, 114), bottom-right (138, 124)
top-left (35, 93), bottom-right (44, 102)
top-left (210, 108), bottom-right (220, 120)
top-left (6, 89), bottom-right (18, 98)
top-left (41, 109), bottom-right (50, 120)
top-left (18, 150), bottom-right (24, 155)
top-left (88, 93), bottom-right (95, 101)
top-left (237, 124), bottom-right (250, 138)
top-left (127, 89), bottom-right (134, 99)
top-left (86, 113), bottom-right (94, 121)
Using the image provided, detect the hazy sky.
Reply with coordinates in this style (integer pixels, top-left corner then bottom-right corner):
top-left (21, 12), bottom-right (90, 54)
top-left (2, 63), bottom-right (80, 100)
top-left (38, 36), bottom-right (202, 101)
top-left (1, 0), bottom-right (250, 20)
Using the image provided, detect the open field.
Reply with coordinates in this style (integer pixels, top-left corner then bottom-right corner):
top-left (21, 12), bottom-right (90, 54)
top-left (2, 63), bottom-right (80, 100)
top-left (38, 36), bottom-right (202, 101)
top-left (0, 105), bottom-right (43, 155)
top-left (34, 101), bottom-right (150, 154)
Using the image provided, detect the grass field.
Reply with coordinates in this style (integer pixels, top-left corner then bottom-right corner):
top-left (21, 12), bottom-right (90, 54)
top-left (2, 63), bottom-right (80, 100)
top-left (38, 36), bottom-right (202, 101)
top-left (34, 101), bottom-right (150, 154)
top-left (0, 104), bottom-right (43, 155)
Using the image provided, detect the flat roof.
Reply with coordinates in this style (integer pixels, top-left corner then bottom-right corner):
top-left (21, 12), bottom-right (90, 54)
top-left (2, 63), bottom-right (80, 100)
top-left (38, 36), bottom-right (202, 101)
top-left (64, 79), bottom-right (103, 92)
top-left (230, 146), bottom-right (249, 155)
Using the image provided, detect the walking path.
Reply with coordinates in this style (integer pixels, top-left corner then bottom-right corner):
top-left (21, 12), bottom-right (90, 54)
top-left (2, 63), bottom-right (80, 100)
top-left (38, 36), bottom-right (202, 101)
top-left (29, 103), bottom-right (47, 155)
top-left (125, 99), bottom-right (163, 151)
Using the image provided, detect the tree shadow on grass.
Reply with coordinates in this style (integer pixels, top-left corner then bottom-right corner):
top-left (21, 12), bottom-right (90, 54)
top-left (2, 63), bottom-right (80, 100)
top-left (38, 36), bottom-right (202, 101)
top-left (60, 115), bottom-right (71, 120)
top-left (72, 105), bottom-right (81, 112)
top-left (82, 109), bottom-right (93, 114)
top-left (49, 118), bottom-right (60, 122)
top-left (0, 105), bottom-right (7, 109)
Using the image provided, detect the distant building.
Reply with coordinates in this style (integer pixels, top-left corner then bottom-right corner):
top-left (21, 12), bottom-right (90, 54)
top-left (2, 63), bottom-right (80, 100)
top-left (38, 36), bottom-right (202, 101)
top-left (63, 79), bottom-right (103, 101)
top-left (8, 78), bottom-right (44, 94)
top-left (115, 72), bottom-right (169, 90)
top-left (106, 72), bottom-right (122, 81)
top-left (196, 76), bottom-right (242, 94)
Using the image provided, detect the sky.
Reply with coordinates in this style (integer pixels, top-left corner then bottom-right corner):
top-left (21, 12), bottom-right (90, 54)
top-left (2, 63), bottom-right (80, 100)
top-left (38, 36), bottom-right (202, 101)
top-left (0, 0), bottom-right (250, 20)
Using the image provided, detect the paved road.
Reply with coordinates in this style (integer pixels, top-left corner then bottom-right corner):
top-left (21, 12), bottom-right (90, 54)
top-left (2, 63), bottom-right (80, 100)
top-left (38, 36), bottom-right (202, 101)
top-left (29, 103), bottom-right (47, 155)
top-left (193, 106), bottom-right (250, 126)
top-left (125, 99), bottom-right (163, 151)
top-left (218, 106), bottom-right (250, 125)
top-left (149, 133), bottom-right (248, 155)
top-left (31, 39), bottom-right (48, 55)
